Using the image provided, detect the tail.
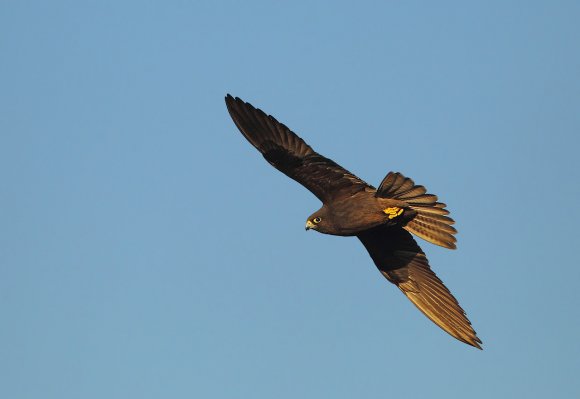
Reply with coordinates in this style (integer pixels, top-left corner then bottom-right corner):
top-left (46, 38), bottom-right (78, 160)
top-left (376, 172), bottom-right (457, 249)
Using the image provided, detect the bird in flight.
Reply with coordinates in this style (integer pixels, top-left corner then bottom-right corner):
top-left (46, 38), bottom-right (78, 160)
top-left (225, 94), bottom-right (482, 349)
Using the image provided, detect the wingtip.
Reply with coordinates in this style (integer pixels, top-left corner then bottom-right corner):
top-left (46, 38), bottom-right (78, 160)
top-left (457, 328), bottom-right (483, 349)
top-left (225, 94), bottom-right (245, 116)
top-left (470, 338), bottom-right (483, 350)
top-left (225, 94), bottom-right (251, 111)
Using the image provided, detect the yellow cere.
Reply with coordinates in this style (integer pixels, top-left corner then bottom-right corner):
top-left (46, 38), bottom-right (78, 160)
top-left (384, 207), bottom-right (404, 220)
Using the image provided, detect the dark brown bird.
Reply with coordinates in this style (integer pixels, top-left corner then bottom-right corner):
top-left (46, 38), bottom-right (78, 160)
top-left (225, 94), bottom-right (482, 349)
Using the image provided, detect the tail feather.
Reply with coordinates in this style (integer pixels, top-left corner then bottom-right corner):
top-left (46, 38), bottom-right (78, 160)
top-left (398, 193), bottom-right (439, 205)
top-left (414, 212), bottom-right (454, 224)
top-left (415, 215), bottom-right (457, 235)
top-left (411, 204), bottom-right (450, 216)
top-left (377, 172), bottom-right (457, 249)
top-left (395, 185), bottom-right (427, 199)
top-left (408, 217), bottom-right (458, 249)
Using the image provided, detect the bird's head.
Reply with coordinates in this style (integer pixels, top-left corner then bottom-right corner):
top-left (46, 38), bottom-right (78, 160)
top-left (305, 209), bottom-right (329, 233)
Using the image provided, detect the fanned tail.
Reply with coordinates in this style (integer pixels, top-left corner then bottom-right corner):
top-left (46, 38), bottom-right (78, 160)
top-left (377, 172), bottom-right (457, 249)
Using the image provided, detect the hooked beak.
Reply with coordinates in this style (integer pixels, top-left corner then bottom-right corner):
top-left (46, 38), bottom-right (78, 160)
top-left (305, 220), bottom-right (315, 231)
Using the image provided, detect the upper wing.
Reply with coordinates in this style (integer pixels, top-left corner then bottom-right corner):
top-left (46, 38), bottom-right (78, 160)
top-left (357, 226), bottom-right (482, 349)
top-left (225, 95), bottom-right (369, 203)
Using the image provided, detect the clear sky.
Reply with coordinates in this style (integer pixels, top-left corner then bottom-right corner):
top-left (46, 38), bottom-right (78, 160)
top-left (1, 1), bottom-right (579, 398)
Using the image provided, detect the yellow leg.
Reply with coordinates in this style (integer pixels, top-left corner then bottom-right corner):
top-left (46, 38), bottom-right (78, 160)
top-left (384, 207), bottom-right (404, 220)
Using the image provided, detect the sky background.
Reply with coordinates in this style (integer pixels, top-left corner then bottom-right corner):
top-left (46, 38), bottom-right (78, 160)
top-left (1, 1), bottom-right (579, 398)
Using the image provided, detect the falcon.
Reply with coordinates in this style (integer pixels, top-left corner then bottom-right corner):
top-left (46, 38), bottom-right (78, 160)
top-left (225, 94), bottom-right (482, 349)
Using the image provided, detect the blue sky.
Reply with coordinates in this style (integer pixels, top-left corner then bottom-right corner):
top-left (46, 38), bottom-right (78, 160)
top-left (1, 1), bottom-right (579, 398)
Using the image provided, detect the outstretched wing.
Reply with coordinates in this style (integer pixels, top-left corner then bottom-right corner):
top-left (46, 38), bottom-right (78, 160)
top-left (225, 95), bottom-right (369, 203)
top-left (357, 226), bottom-right (482, 349)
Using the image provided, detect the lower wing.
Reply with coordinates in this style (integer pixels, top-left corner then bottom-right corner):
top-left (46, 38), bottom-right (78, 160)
top-left (357, 226), bottom-right (482, 349)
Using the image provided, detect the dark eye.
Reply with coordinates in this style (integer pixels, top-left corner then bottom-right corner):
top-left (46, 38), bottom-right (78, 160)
top-left (313, 217), bottom-right (322, 223)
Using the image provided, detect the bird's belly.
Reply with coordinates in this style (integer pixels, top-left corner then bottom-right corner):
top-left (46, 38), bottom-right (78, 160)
top-left (329, 205), bottom-right (386, 236)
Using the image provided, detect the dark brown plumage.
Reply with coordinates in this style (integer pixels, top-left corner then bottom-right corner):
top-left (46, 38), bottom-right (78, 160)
top-left (225, 94), bottom-right (482, 349)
